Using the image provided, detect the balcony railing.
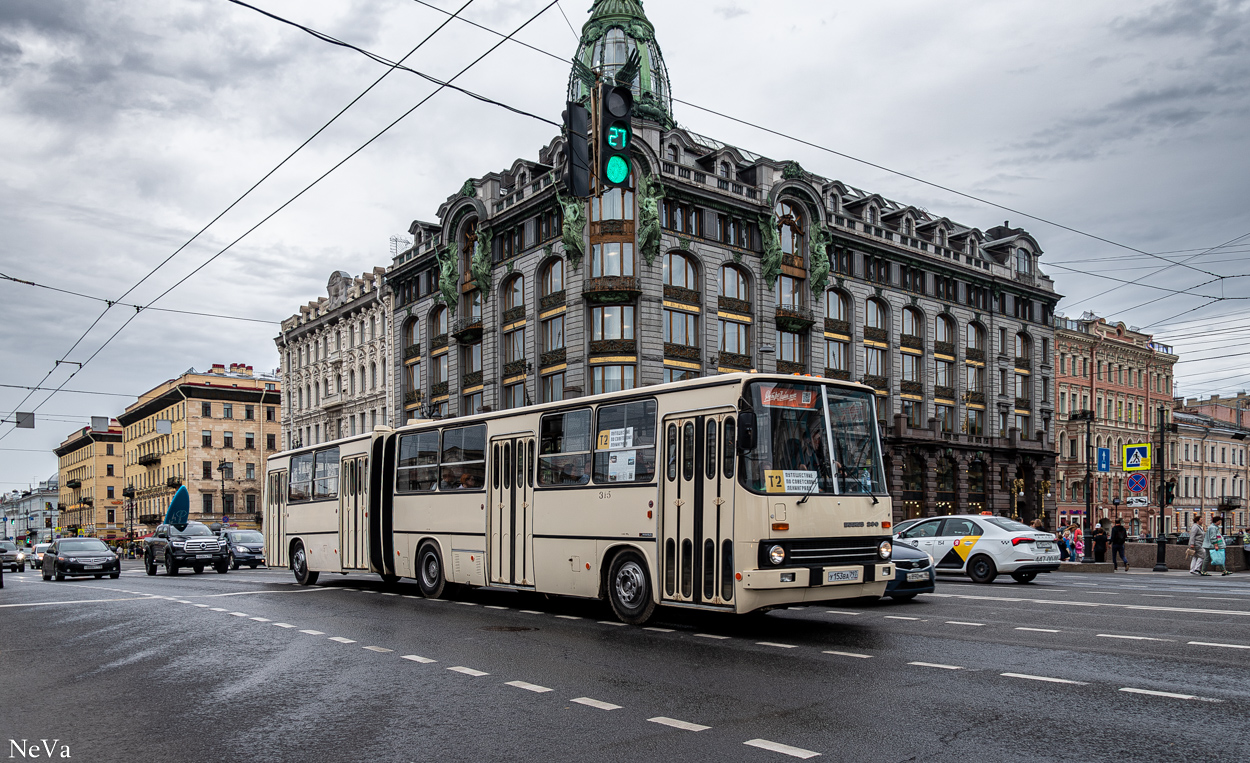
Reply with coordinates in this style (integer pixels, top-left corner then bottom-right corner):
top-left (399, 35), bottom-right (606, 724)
top-left (137, 452), bottom-right (161, 467)
top-left (774, 305), bottom-right (814, 333)
top-left (584, 276), bottom-right (642, 305)
top-left (663, 285), bottom-right (700, 306)
top-left (321, 393), bottom-right (344, 410)
top-left (966, 347), bottom-right (985, 362)
top-left (862, 375), bottom-right (889, 391)
top-left (776, 360), bottom-right (806, 375)
top-left (864, 326), bottom-right (889, 343)
top-left (1015, 357), bottom-right (1032, 370)
top-left (900, 334), bottom-right (924, 351)
top-left (1219, 496), bottom-right (1243, 509)
top-left (452, 317), bottom-right (484, 344)
top-left (540, 348), bottom-right (567, 368)
top-left (664, 343), bottom-right (700, 362)
top-left (824, 318), bottom-right (850, 336)
top-left (824, 368), bottom-right (851, 381)
top-left (404, 344), bottom-right (422, 361)
top-left (1015, 397), bottom-right (1033, 411)
top-left (718, 297), bottom-right (752, 316)
top-left (540, 291), bottom-right (566, 312)
top-left (589, 339), bottom-right (637, 356)
top-left (934, 341), bottom-right (955, 357)
top-left (715, 352), bottom-right (752, 371)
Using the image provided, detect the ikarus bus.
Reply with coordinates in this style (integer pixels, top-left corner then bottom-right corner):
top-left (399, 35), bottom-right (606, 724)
top-left (264, 373), bottom-right (894, 624)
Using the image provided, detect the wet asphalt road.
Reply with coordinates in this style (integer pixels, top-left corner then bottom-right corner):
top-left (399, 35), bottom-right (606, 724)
top-left (3, 563), bottom-right (1250, 763)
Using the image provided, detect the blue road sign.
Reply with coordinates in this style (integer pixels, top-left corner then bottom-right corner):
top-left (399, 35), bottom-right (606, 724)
top-left (1097, 448), bottom-right (1111, 473)
top-left (1127, 473), bottom-right (1148, 493)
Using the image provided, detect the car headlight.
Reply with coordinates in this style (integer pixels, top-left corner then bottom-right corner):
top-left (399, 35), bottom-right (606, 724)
top-left (926, 553), bottom-right (935, 566)
top-left (878, 541), bottom-right (892, 560)
top-left (235, 546), bottom-right (248, 553)
top-left (768, 545), bottom-right (786, 565)
top-left (16, 552), bottom-right (24, 561)
top-left (171, 540), bottom-right (186, 547)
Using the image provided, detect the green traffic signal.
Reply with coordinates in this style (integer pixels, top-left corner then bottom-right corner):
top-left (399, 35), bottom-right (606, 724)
top-left (606, 155), bottom-right (630, 184)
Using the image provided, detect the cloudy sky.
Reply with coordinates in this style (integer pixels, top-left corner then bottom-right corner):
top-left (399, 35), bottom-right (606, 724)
top-left (1, 0), bottom-right (1248, 489)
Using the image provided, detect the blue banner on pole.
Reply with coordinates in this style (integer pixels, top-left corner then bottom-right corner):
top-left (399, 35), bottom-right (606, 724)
top-left (1097, 448), bottom-right (1111, 473)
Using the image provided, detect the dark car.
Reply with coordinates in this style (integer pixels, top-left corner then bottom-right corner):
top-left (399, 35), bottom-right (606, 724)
top-left (220, 530), bottom-right (266, 570)
top-left (883, 541), bottom-right (935, 601)
top-left (42, 538), bottom-right (121, 581)
top-left (1, 540), bottom-right (26, 572)
top-left (144, 521), bottom-right (229, 575)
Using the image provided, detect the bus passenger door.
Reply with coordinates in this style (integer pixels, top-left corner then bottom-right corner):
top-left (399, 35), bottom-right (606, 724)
top-left (266, 470), bottom-right (287, 569)
top-left (340, 457), bottom-right (368, 571)
top-left (699, 412), bottom-right (736, 607)
top-left (489, 436), bottom-right (535, 587)
top-left (662, 416), bottom-right (702, 603)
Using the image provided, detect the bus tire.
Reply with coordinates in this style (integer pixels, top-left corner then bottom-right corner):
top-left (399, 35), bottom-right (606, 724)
top-left (416, 543), bottom-right (446, 599)
top-left (607, 550), bottom-right (656, 626)
top-left (292, 542), bottom-right (319, 586)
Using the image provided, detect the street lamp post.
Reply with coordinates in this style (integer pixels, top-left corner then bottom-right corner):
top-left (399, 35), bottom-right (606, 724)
top-left (1038, 480), bottom-right (1052, 529)
top-left (1011, 478), bottom-right (1025, 521)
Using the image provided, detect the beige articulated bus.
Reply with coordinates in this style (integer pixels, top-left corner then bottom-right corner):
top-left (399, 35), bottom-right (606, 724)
top-left (264, 373), bottom-right (894, 624)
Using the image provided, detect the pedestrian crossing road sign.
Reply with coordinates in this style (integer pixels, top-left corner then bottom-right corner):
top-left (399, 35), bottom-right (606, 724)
top-left (1123, 443), bottom-right (1152, 472)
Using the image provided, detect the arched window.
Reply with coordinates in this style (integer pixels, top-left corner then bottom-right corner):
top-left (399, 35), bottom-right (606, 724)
top-left (936, 315), bottom-right (954, 345)
top-left (431, 306), bottom-right (448, 339)
top-left (402, 319), bottom-right (418, 350)
top-left (349, 370), bottom-right (356, 397)
top-left (902, 307), bottom-right (923, 338)
top-left (541, 259), bottom-right (564, 296)
top-left (966, 237), bottom-right (977, 255)
top-left (719, 162), bottom-right (731, 178)
top-left (370, 363), bottom-right (377, 390)
top-left (667, 144), bottom-right (678, 161)
top-left (866, 299), bottom-right (888, 330)
top-left (868, 206), bottom-right (879, 225)
top-left (937, 228), bottom-right (947, 247)
top-left (503, 275), bottom-right (524, 312)
top-left (967, 323), bottom-right (985, 352)
top-left (903, 217), bottom-right (914, 236)
top-left (1015, 332), bottom-right (1031, 360)
top-left (829, 195), bottom-right (840, 214)
top-left (718, 264), bottom-right (749, 301)
top-left (663, 252), bottom-right (697, 289)
top-left (776, 200), bottom-right (805, 256)
top-left (826, 291), bottom-right (849, 322)
top-left (1016, 247), bottom-right (1032, 275)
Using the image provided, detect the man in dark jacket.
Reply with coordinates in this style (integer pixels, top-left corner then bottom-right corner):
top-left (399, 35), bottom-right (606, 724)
top-left (1111, 519), bottom-right (1129, 571)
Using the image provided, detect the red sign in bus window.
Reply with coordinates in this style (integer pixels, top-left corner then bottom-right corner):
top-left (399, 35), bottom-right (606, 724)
top-left (758, 386), bottom-right (817, 409)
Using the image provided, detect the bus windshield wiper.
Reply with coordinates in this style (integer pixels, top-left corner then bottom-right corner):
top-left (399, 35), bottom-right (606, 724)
top-left (797, 475), bottom-right (819, 505)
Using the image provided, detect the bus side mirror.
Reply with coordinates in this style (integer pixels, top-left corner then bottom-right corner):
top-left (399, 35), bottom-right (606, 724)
top-left (738, 412), bottom-right (757, 452)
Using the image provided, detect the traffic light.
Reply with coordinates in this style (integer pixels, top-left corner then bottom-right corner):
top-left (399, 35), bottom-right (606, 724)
top-left (45, 517), bottom-right (52, 528)
top-left (598, 84), bottom-right (633, 189)
top-left (561, 102), bottom-right (591, 198)
top-left (1164, 480), bottom-right (1176, 506)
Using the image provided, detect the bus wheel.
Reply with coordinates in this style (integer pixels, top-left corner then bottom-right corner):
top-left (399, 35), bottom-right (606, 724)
top-left (416, 543), bottom-right (445, 599)
top-left (608, 551), bottom-right (656, 626)
top-left (292, 542), bottom-right (319, 586)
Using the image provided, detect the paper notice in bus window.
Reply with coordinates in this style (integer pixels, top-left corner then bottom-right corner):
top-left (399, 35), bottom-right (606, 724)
top-left (759, 387), bottom-right (818, 409)
top-left (607, 450), bottom-right (637, 482)
top-left (598, 427), bottom-right (634, 450)
top-left (764, 470), bottom-right (818, 494)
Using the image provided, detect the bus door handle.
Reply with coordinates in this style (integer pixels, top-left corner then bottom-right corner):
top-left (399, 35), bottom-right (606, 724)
top-left (674, 500), bottom-right (685, 508)
top-left (713, 498), bottom-right (725, 507)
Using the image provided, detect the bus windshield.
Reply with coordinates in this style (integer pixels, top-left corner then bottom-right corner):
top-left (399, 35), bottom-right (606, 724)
top-left (741, 380), bottom-right (885, 496)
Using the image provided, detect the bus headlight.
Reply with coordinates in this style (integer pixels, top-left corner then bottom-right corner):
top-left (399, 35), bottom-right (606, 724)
top-left (877, 541), bottom-right (892, 560)
top-left (768, 545), bottom-right (786, 565)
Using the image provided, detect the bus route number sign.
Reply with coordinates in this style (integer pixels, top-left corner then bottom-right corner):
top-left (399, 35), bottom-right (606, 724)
top-left (765, 470), bottom-right (818, 494)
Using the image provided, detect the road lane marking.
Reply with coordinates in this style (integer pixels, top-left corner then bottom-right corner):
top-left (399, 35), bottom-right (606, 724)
top-left (648, 717), bottom-right (709, 732)
top-left (228, 612), bottom-right (249, 617)
top-left (824, 610), bottom-right (861, 615)
top-left (176, 600), bottom-right (193, 604)
top-left (403, 595), bottom-right (422, 599)
top-left (1188, 641), bottom-right (1250, 650)
top-left (1198, 597), bottom-right (1240, 601)
top-left (401, 655), bottom-right (437, 663)
top-left (1142, 595), bottom-right (1173, 598)
top-left (485, 605), bottom-right (509, 610)
top-left (363, 646), bottom-right (393, 652)
top-left (360, 590), bottom-right (377, 594)
top-left (555, 615), bottom-right (582, 620)
top-left (1002, 673), bottom-right (1088, 685)
top-left (694, 633), bottom-right (730, 640)
top-left (328, 637), bottom-right (357, 644)
top-left (744, 739), bottom-right (820, 759)
top-left (272, 623), bottom-right (296, 628)
top-left (1098, 634), bottom-right (1174, 642)
top-left (884, 616), bottom-right (920, 621)
top-left (506, 680), bottom-right (553, 693)
top-left (946, 621), bottom-right (984, 626)
top-left (1016, 627), bottom-right (1060, 633)
top-left (249, 617), bottom-right (272, 622)
top-left (209, 608), bottom-right (228, 612)
top-left (823, 651), bottom-right (872, 659)
top-left (598, 620), bottom-right (626, 626)
top-left (1120, 687), bottom-right (1223, 702)
top-left (193, 604), bottom-right (210, 608)
top-left (299, 630), bottom-right (325, 635)
top-left (757, 642), bottom-right (798, 649)
top-left (380, 592), bottom-right (398, 596)
top-left (927, 592), bottom-right (1250, 617)
top-left (644, 627), bottom-right (675, 633)
top-left (519, 610), bottom-right (544, 614)
top-left (455, 601), bottom-right (477, 606)
top-left (0, 596), bottom-right (162, 609)
top-left (908, 662), bottom-right (963, 670)
top-left (448, 666), bottom-right (489, 676)
top-left (571, 697), bottom-right (621, 710)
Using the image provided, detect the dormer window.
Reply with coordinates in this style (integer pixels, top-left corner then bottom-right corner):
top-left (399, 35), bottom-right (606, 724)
top-left (667, 145), bottom-right (678, 162)
top-left (868, 206), bottom-right (879, 225)
top-left (719, 162), bottom-right (731, 179)
top-left (829, 195), bottom-right (840, 214)
top-left (936, 228), bottom-right (947, 247)
top-left (1016, 247), bottom-right (1033, 275)
top-left (903, 217), bottom-right (914, 236)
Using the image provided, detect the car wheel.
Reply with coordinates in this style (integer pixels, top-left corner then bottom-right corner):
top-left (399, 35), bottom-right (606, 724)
top-left (215, 560), bottom-right (229, 574)
top-left (967, 555), bottom-right (997, 584)
top-left (42, 567), bottom-right (51, 581)
top-left (607, 550), bottom-right (656, 626)
top-left (193, 565), bottom-right (204, 574)
top-left (94, 574), bottom-right (103, 579)
top-left (18, 564), bottom-right (25, 573)
top-left (230, 554), bottom-right (239, 571)
top-left (292, 542), bottom-right (318, 586)
top-left (249, 564), bottom-right (259, 569)
top-left (55, 570), bottom-right (64, 581)
top-left (110, 572), bottom-right (120, 579)
top-left (1011, 571), bottom-right (1038, 584)
top-left (889, 593), bottom-right (919, 602)
top-left (145, 555), bottom-right (157, 576)
top-left (166, 551), bottom-right (179, 575)
top-left (416, 543), bottom-right (445, 599)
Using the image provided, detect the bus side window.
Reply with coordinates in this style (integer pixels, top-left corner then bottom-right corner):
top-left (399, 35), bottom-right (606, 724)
top-left (666, 424), bottom-right (678, 481)
top-left (527, 441), bottom-right (535, 487)
top-left (723, 418), bottom-right (736, 479)
top-left (492, 444), bottom-right (501, 489)
top-left (705, 420), bottom-right (717, 480)
top-left (682, 422), bottom-right (695, 481)
top-left (538, 410), bottom-right (592, 486)
top-left (397, 431), bottom-right (439, 492)
top-left (503, 442), bottom-right (512, 490)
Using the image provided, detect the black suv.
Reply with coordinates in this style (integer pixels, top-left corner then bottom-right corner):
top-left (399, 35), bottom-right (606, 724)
top-left (219, 529), bottom-right (266, 570)
top-left (145, 522), bottom-right (229, 575)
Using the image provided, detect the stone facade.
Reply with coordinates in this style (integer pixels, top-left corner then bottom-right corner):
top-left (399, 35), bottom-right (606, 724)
top-left (1171, 406), bottom-right (1249, 533)
top-left (119, 364), bottom-right (281, 531)
top-left (277, 269), bottom-right (390, 448)
top-left (385, 0), bottom-right (1060, 525)
top-left (54, 420), bottom-right (124, 540)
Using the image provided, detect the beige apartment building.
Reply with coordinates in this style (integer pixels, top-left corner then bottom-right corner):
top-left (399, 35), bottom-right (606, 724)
top-left (1172, 395), bottom-right (1250, 532)
top-left (54, 420), bottom-right (124, 540)
top-left (119, 364), bottom-right (281, 532)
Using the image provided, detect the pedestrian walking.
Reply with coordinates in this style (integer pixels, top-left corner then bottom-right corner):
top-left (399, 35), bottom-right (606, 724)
top-left (1111, 519), bottom-right (1129, 571)
top-left (1189, 516), bottom-right (1206, 575)
top-left (1060, 527), bottom-right (1072, 561)
top-left (1093, 524), bottom-right (1108, 563)
top-left (1073, 525), bottom-right (1085, 559)
top-left (1203, 516), bottom-right (1231, 576)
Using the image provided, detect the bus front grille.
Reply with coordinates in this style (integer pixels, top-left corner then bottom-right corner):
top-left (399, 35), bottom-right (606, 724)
top-left (759, 537), bottom-right (889, 568)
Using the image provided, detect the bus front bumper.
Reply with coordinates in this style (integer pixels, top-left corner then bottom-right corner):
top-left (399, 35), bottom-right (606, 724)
top-left (740, 563), bottom-right (893, 590)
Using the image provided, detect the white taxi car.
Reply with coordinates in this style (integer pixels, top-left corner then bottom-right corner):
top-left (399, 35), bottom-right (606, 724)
top-left (893, 514), bottom-right (1060, 584)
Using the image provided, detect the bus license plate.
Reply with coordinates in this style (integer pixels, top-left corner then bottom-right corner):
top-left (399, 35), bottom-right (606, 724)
top-left (906, 571), bottom-right (928, 582)
top-left (196, 554), bottom-right (212, 559)
top-left (827, 570), bottom-right (860, 584)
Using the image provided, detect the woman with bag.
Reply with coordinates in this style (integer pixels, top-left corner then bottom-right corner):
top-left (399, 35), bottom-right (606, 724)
top-left (1202, 516), bottom-right (1231, 576)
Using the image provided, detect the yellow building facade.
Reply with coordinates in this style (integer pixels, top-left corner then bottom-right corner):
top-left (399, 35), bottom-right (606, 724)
top-left (54, 420), bottom-right (125, 540)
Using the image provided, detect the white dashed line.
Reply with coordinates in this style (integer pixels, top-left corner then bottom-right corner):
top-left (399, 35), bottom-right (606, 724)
top-left (209, 608), bottom-right (228, 612)
top-left (744, 739), bottom-right (820, 759)
top-left (359, 590), bottom-right (377, 594)
top-left (1016, 627), bottom-right (1060, 633)
top-left (1198, 597), bottom-right (1239, 601)
top-left (598, 620), bottom-right (626, 626)
top-left (570, 697), bottom-right (621, 710)
top-left (757, 641), bottom-right (797, 649)
top-left (1142, 594), bottom-right (1173, 598)
top-left (1002, 673), bottom-right (1088, 685)
top-left (176, 600), bottom-right (192, 604)
top-left (380, 592), bottom-right (398, 596)
top-left (519, 610), bottom-right (544, 614)
top-left (455, 601), bottom-right (477, 606)
top-left (485, 605), bottom-right (509, 610)
top-left (272, 623), bottom-right (296, 628)
top-left (299, 630), bottom-right (325, 635)
top-left (328, 637), bottom-right (357, 644)
top-left (403, 595), bottom-right (422, 599)
top-left (402, 655), bottom-right (437, 664)
top-left (228, 612), bottom-right (249, 617)
top-left (193, 604), bottom-right (210, 608)
top-left (908, 662), bottom-right (963, 670)
top-left (555, 615), bottom-right (582, 620)
top-left (823, 650), bottom-right (872, 659)
top-left (363, 646), bottom-right (393, 653)
top-left (648, 717), bottom-right (709, 732)
top-left (643, 627), bottom-right (675, 633)
top-left (946, 621), bottom-right (984, 626)
top-left (1188, 641), bottom-right (1250, 650)
top-left (506, 680), bottom-right (553, 693)
top-left (694, 633), bottom-right (730, 640)
top-left (884, 616), bottom-right (920, 621)
top-left (249, 617), bottom-right (272, 622)
top-left (824, 610), bottom-right (861, 615)
top-left (448, 666), bottom-right (489, 677)
top-left (1120, 687), bottom-right (1223, 702)
top-left (1097, 634), bottom-right (1174, 642)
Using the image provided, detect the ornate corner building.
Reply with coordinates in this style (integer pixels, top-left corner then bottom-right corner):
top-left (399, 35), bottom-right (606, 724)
top-left (384, 0), bottom-right (1060, 525)
top-left (54, 420), bottom-right (123, 540)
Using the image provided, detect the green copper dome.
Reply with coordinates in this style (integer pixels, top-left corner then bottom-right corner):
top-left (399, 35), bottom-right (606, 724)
top-left (567, 0), bottom-right (673, 126)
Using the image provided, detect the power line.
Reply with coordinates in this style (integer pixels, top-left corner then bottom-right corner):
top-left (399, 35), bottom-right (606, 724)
top-left (0, 384), bottom-right (136, 399)
top-left (0, 0), bottom-right (479, 435)
top-left (0, 273), bottom-right (281, 325)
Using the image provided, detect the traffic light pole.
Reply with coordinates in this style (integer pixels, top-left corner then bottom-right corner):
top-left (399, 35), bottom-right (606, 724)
top-left (1154, 405), bottom-right (1169, 572)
